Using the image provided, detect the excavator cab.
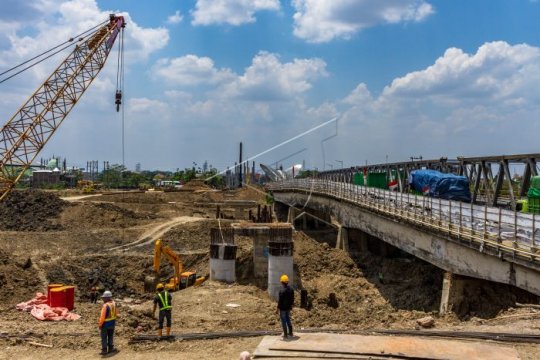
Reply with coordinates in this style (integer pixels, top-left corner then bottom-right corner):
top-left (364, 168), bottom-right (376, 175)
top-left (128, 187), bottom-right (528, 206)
top-left (144, 239), bottom-right (208, 292)
top-left (179, 272), bottom-right (196, 290)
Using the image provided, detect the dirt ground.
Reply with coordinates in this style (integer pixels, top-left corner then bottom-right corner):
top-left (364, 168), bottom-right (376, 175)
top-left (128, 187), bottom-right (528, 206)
top-left (0, 186), bottom-right (539, 359)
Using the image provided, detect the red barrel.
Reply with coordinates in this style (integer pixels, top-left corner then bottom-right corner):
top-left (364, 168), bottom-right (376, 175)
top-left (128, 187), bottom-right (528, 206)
top-left (63, 286), bottom-right (75, 310)
top-left (47, 284), bottom-right (64, 306)
top-left (49, 287), bottom-right (67, 308)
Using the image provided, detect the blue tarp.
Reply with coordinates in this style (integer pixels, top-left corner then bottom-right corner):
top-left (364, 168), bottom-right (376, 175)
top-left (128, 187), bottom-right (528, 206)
top-left (409, 170), bottom-right (471, 202)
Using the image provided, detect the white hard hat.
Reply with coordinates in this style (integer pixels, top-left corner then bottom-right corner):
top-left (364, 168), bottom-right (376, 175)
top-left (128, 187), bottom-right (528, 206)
top-left (101, 290), bottom-right (112, 298)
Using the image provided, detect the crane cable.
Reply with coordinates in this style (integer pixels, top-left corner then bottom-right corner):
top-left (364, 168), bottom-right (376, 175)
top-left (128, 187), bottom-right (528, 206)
top-left (0, 20), bottom-right (108, 85)
top-left (116, 25), bottom-right (127, 242)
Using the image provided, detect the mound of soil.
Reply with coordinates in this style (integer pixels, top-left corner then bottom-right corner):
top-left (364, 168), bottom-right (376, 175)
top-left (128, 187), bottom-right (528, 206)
top-left (45, 255), bottom-right (152, 300)
top-left (99, 191), bottom-right (168, 204)
top-left (182, 179), bottom-right (211, 191)
top-left (449, 279), bottom-right (539, 319)
top-left (357, 254), bottom-right (444, 312)
top-left (294, 232), bottom-right (362, 281)
top-left (162, 219), bottom-right (234, 251)
top-left (44, 252), bottom-right (209, 300)
top-left (0, 190), bottom-right (67, 231)
top-left (0, 249), bottom-right (40, 305)
top-left (61, 202), bottom-right (157, 229)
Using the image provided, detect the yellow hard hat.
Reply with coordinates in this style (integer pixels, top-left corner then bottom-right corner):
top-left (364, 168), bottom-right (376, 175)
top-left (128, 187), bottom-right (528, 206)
top-left (280, 274), bottom-right (289, 283)
top-left (156, 283), bottom-right (165, 290)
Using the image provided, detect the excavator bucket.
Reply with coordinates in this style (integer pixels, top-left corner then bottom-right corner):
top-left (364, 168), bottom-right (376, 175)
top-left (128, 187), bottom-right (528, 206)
top-left (144, 275), bottom-right (158, 293)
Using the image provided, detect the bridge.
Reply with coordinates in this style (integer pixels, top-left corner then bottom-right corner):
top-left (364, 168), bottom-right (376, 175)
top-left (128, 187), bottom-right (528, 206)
top-left (267, 178), bottom-right (540, 313)
top-left (317, 153), bottom-right (540, 209)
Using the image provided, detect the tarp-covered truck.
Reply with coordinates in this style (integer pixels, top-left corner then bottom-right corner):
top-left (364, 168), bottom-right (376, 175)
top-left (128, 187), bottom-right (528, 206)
top-left (409, 170), bottom-right (471, 202)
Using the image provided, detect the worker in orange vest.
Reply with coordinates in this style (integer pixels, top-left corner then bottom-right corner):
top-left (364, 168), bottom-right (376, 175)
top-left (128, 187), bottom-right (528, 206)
top-left (99, 290), bottom-right (119, 355)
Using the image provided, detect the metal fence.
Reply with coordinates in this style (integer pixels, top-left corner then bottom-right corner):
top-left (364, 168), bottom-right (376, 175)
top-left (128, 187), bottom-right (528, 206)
top-left (267, 179), bottom-right (540, 263)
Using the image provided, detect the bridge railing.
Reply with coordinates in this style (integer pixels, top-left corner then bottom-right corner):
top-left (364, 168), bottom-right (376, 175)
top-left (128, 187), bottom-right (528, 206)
top-left (267, 179), bottom-right (540, 263)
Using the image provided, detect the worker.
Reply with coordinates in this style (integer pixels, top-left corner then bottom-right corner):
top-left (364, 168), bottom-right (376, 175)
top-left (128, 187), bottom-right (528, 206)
top-left (90, 286), bottom-right (98, 304)
top-left (153, 283), bottom-right (172, 337)
top-left (277, 274), bottom-right (294, 339)
top-left (98, 290), bottom-right (118, 355)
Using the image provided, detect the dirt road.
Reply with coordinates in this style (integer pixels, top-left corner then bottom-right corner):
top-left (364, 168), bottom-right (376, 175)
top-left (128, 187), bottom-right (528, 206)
top-left (108, 216), bottom-right (205, 251)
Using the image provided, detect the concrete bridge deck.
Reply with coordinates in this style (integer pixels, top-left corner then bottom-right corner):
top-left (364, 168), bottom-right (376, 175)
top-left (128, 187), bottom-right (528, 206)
top-left (267, 179), bottom-right (540, 300)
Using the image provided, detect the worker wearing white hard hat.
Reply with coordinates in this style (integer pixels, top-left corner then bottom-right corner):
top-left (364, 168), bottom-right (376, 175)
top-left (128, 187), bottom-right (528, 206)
top-left (98, 290), bottom-right (119, 355)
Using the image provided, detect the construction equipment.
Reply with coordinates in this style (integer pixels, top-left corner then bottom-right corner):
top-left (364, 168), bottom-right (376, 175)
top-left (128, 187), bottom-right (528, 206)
top-left (0, 15), bottom-right (126, 202)
top-left (144, 239), bottom-right (207, 292)
top-left (77, 180), bottom-right (95, 193)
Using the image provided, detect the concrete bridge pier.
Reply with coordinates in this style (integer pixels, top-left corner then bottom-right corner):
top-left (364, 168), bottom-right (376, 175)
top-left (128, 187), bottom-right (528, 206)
top-left (287, 207), bottom-right (306, 228)
top-left (439, 272), bottom-right (466, 315)
top-left (287, 206), bottom-right (295, 225)
top-left (336, 226), bottom-right (349, 252)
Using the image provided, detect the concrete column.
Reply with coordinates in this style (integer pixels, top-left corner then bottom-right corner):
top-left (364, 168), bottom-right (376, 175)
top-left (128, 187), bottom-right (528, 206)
top-left (439, 272), bottom-right (465, 315)
top-left (287, 207), bottom-right (295, 224)
top-left (336, 226), bottom-right (349, 252)
top-left (302, 212), bottom-right (308, 230)
top-left (253, 227), bottom-right (270, 279)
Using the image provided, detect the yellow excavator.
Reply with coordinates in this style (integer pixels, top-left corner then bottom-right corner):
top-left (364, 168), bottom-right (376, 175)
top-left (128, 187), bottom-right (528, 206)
top-left (144, 239), bottom-right (207, 292)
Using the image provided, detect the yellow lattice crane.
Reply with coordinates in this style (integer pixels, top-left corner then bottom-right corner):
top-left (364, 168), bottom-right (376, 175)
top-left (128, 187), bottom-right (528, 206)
top-left (0, 15), bottom-right (126, 202)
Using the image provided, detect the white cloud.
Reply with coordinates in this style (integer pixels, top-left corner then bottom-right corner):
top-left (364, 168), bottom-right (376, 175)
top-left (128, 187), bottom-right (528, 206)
top-left (128, 98), bottom-right (170, 118)
top-left (220, 52), bottom-right (328, 101)
top-left (382, 41), bottom-right (540, 104)
top-left (153, 52), bottom-right (327, 102)
top-left (1, 0), bottom-right (168, 68)
top-left (191, 0), bottom-right (280, 26)
top-left (337, 41), bottom-right (540, 164)
top-left (153, 55), bottom-right (235, 86)
top-left (167, 10), bottom-right (183, 25)
top-left (292, 0), bottom-right (434, 43)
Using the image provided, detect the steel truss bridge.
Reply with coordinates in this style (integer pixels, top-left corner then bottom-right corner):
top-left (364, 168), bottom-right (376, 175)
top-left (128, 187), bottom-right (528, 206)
top-left (317, 153), bottom-right (540, 209)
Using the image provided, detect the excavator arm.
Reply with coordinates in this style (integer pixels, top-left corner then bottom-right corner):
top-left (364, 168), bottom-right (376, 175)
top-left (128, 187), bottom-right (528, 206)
top-left (145, 238), bottom-right (207, 292)
top-left (0, 15), bottom-right (125, 202)
top-left (153, 239), bottom-right (183, 288)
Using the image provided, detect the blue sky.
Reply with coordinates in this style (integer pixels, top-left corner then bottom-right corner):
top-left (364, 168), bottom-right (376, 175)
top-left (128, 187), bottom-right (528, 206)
top-left (1, 0), bottom-right (540, 172)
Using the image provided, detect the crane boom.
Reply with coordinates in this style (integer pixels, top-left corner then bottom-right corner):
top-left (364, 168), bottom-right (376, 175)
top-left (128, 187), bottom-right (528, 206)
top-left (0, 15), bottom-right (125, 201)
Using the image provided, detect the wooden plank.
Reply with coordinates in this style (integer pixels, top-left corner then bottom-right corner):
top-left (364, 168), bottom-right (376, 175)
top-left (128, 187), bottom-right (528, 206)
top-left (268, 333), bottom-right (520, 360)
top-left (254, 336), bottom-right (400, 359)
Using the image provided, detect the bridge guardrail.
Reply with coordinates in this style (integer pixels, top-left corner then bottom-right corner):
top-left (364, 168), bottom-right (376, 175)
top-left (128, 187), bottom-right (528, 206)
top-left (267, 179), bottom-right (540, 263)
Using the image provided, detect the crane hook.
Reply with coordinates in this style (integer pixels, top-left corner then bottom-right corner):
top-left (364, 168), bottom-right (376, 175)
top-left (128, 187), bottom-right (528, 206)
top-left (115, 90), bottom-right (122, 112)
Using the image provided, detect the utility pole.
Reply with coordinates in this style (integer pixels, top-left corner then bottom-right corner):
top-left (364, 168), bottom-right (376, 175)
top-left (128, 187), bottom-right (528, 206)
top-left (238, 142), bottom-right (243, 188)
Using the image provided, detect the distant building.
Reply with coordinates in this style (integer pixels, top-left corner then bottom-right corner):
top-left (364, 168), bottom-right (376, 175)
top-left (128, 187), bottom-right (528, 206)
top-left (32, 169), bottom-right (61, 188)
top-left (135, 162), bottom-right (141, 173)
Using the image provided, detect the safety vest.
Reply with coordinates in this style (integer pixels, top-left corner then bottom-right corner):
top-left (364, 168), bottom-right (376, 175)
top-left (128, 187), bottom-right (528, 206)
top-left (104, 302), bottom-right (116, 322)
top-left (157, 291), bottom-right (171, 311)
